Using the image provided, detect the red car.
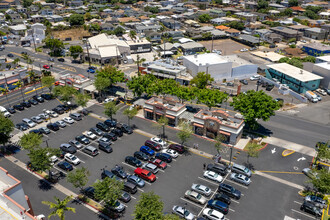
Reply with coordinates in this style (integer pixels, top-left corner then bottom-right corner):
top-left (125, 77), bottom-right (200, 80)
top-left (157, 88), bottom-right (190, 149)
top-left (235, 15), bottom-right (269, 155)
top-left (149, 158), bottom-right (167, 170)
top-left (144, 140), bottom-right (162, 151)
top-left (169, 144), bottom-right (185, 154)
top-left (43, 65), bottom-right (50, 69)
top-left (134, 167), bottom-right (156, 182)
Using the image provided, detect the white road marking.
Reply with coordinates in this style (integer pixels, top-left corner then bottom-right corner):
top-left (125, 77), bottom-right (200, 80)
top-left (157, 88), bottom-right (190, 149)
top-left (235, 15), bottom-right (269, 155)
top-left (198, 176), bottom-right (220, 186)
top-left (131, 196), bottom-right (136, 200)
top-left (138, 188), bottom-right (144, 192)
top-left (121, 162), bottom-right (138, 170)
top-left (255, 171), bottom-right (304, 190)
top-left (225, 179), bottom-right (249, 189)
top-left (180, 197), bottom-right (204, 209)
top-left (294, 201), bottom-right (302, 205)
top-left (291, 209), bottom-right (316, 219)
top-left (53, 166), bottom-right (67, 174)
top-left (77, 150), bottom-right (94, 158)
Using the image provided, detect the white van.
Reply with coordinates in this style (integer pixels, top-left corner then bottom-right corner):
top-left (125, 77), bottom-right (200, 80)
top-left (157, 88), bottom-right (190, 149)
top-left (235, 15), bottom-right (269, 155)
top-left (0, 106), bottom-right (10, 117)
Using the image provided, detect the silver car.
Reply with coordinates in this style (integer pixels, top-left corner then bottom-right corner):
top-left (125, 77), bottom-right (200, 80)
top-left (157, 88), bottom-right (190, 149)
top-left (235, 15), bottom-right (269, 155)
top-left (191, 184), bottom-right (212, 197)
top-left (230, 173), bottom-right (251, 186)
top-left (69, 140), bottom-right (83, 149)
top-left (172, 205), bottom-right (195, 220)
top-left (184, 190), bottom-right (207, 205)
top-left (55, 120), bottom-right (66, 128)
top-left (31, 116), bottom-right (43, 124)
top-left (22, 118), bottom-right (36, 128)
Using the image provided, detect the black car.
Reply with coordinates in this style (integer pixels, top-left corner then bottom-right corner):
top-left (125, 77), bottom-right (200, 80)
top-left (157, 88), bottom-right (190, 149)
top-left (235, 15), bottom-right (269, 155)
top-left (256, 79), bottom-right (262, 86)
top-left (20, 101), bottom-right (31, 108)
top-left (47, 123), bottom-right (59, 131)
top-left (83, 186), bottom-right (98, 201)
top-left (207, 164), bottom-right (229, 176)
top-left (125, 156), bottom-right (142, 167)
top-left (57, 161), bottom-right (73, 171)
top-left (75, 135), bottom-right (90, 145)
top-left (117, 123), bottom-right (133, 134)
top-left (21, 51), bottom-right (27, 55)
top-left (41, 94), bottom-right (53, 100)
top-left (32, 95), bottom-right (44, 103)
top-left (300, 202), bottom-right (322, 217)
top-left (134, 151), bottom-right (149, 161)
top-left (218, 183), bottom-right (241, 200)
top-left (155, 153), bottom-right (172, 163)
top-left (101, 169), bottom-right (119, 180)
top-left (52, 107), bottom-right (64, 114)
top-left (28, 99), bottom-right (38, 105)
top-left (15, 123), bottom-right (29, 131)
top-left (90, 127), bottom-right (104, 136)
top-left (7, 53), bottom-right (14, 57)
top-left (13, 104), bottom-right (24, 111)
top-left (207, 200), bottom-right (229, 215)
top-left (214, 193), bottom-right (231, 205)
top-left (111, 166), bottom-right (128, 179)
top-left (60, 143), bottom-right (77, 154)
top-left (111, 128), bottom-right (123, 137)
top-left (96, 122), bottom-right (109, 132)
top-left (266, 84), bottom-right (274, 91)
top-left (239, 79), bottom-right (248, 85)
top-left (119, 192), bottom-right (131, 203)
top-left (186, 105), bottom-right (199, 113)
top-left (98, 142), bottom-right (113, 153)
top-left (57, 104), bottom-right (69, 112)
top-left (7, 107), bottom-right (16, 114)
top-left (29, 129), bottom-right (43, 135)
top-left (103, 132), bottom-right (117, 141)
top-left (58, 58), bottom-right (65, 62)
top-left (104, 119), bottom-right (117, 127)
top-left (168, 144), bottom-right (185, 154)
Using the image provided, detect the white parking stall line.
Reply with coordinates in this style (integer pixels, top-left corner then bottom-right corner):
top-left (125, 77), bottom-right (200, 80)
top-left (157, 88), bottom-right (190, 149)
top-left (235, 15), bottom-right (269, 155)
top-left (180, 198), bottom-right (204, 209)
top-left (167, 164), bottom-right (171, 167)
top-left (158, 169), bottom-right (165, 173)
top-left (43, 135), bottom-right (49, 137)
top-left (145, 181), bottom-right (151, 185)
top-left (231, 199), bottom-right (239, 204)
top-left (291, 209), bottom-right (316, 219)
top-left (225, 179), bottom-right (249, 189)
top-left (77, 150), bottom-right (94, 159)
top-left (131, 196), bottom-right (136, 200)
top-left (138, 188), bottom-right (144, 192)
top-left (53, 166), bottom-right (67, 174)
top-left (122, 204), bottom-right (128, 207)
top-left (197, 177), bottom-right (219, 186)
top-left (294, 201), bottom-right (302, 205)
top-left (121, 162), bottom-right (137, 170)
top-left (172, 159), bottom-right (177, 162)
top-left (79, 160), bottom-right (85, 164)
top-left (229, 208), bottom-right (235, 212)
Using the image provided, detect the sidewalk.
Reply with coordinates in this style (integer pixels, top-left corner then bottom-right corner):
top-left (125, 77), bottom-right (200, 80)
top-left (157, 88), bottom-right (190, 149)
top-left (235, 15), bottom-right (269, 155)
top-left (264, 136), bottom-right (316, 157)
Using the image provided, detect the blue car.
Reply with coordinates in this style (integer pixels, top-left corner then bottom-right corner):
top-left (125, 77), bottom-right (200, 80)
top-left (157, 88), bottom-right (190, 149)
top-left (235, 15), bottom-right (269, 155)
top-left (155, 152), bottom-right (172, 163)
top-left (140, 146), bottom-right (155, 156)
top-left (57, 161), bottom-right (73, 171)
top-left (87, 67), bottom-right (96, 73)
top-left (207, 200), bottom-right (229, 214)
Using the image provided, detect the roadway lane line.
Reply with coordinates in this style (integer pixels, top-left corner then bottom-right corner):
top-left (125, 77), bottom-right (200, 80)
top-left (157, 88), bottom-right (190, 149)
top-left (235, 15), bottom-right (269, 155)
top-left (198, 177), bottom-right (219, 186)
top-left (258, 170), bottom-right (303, 174)
top-left (255, 171), bottom-right (304, 190)
top-left (225, 179), bottom-right (249, 189)
top-left (291, 209), bottom-right (316, 219)
top-left (24, 86), bottom-right (46, 94)
top-left (180, 197), bottom-right (204, 209)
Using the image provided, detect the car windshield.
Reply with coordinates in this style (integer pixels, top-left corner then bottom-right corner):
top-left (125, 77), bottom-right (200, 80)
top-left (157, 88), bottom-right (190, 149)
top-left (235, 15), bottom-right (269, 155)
top-left (184, 210), bottom-right (191, 217)
top-left (213, 173), bottom-right (218, 178)
top-left (71, 156), bottom-right (77, 160)
top-left (147, 172), bottom-right (152, 177)
top-left (196, 194), bottom-right (201, 199)
top-left (244, 168), bottom-right (249, 172)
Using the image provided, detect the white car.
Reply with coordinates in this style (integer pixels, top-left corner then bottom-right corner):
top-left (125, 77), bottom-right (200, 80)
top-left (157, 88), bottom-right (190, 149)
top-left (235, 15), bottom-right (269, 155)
top-left (45, 110), bottom-right (58, 118)
top-left (161, 149), bottom-right (178, 158)
top-left (150, 137), bottom-right (167, 148)
top-left (64, 153), bottom-right (80, 165)
top-left (316, 88), bottom-right (327, 96)
top-left (83, 131), bottom-right (97, 140)
top-left (191, 183), bottom-right (212, 197)
top-left (203, 208), bottom-right (224, 220)
top-left (104, 97), bottom-right (116, 103)
top-left (240, 48), bottom-right (248, 52)
top-left (22, 118), bottom-right (36, 128)
top-left (55, 120), bottom-right (66, 128)
top-left (203, 171), bottom-right (223, 183)
top-left (47, 154), bottom-right (58, 165)
top-left (250, 75), bottom-right (260, 81)
top-left (63, 117), bottom-right (74, 124)
top-left (230, 173), bottom-right (251, 186)
top-left (184, 190), bottom-right (207, 205)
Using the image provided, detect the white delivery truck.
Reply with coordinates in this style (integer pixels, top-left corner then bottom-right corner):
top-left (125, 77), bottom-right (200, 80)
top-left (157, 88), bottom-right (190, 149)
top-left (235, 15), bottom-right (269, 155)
top-left (0, 106), bottom-right (10, 117)
top-left (305, 91), bottom-right (318, 103)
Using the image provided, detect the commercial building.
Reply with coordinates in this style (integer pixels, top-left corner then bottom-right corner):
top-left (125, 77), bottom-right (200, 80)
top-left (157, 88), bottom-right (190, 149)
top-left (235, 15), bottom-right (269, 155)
top-left (192, 109), bottom-right (244, 145)
top-left (302, 43), bottom-right (330, 56)
top-left (57, 73), bottom-right (95, 96)
top-left (304, 28), bottom-right (327, 40)
top-left (313, 55), bottom-right (330, 89)
top-left (266, 63), bottom-right (323, 93)
top-left (0, 167), bottom-right (37, 219)
top-left (0, 68), bottom-right (29, 90)
top-left (143, 97), bottom-right (186, 126)
top-left (270, 26), bottom-right (303, 40)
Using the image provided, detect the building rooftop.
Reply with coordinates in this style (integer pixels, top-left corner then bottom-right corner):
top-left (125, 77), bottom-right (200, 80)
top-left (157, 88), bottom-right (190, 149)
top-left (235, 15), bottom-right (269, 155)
top-left (288, 24), bottom-right (309, 30)
top-left (267, 63), bottom-right (324, 82)
top-left (239, 34), bottom-right (259, 44)
top-left (270, 26), bottom-right (298, 35)
top-left (222, 54), bottom-right (255, 68)
top-left (251, 51), bottom-right (285, 62)
top-left (183, 53), bottom-right (230, 66)
top-left (194, 109), bottom-right (243, 129)
top-left (316, 55), bottom-right (330, 62)
top-left (145, 97), bottom-right (185, 112)
top-left (306, 27), bottom-right (325, 33)
top-left (314, 62), bottom-right (330, 71)
top-left (303, 43), bottom-right (330, 52)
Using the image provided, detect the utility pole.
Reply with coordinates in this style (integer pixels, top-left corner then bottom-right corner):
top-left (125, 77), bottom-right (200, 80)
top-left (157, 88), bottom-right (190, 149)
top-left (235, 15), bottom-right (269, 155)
top-left (31, 28), bottom-right (37, 53)
top-left (211, 34), bottom-right (214, 51)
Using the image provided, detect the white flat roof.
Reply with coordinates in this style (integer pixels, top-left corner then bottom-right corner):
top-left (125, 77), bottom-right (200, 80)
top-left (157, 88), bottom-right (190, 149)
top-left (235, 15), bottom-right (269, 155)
top-left (317, 55), bottom-right (330, 62)
top-left (267, 63), bottom-right (323, 82)
top-left (251, 51), bottom-right (285, 62)
top-left (314, 62), bottom-right (330, 71)
top-left (183, 53), bottom-right (230, 66)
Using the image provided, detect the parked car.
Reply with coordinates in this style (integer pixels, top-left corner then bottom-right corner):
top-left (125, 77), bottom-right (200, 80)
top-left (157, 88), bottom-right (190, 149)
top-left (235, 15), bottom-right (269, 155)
top-left (45, 110), bottom-right (58, 118)
top-left (119, 192), bottom-right (131, 203)
top-left (39, 127), bottom-right (50, 134)
top-left (191, 184), bottom-right (212, 197)
top-left (98, 142), bottom-right (112, 153)
top-left (107, 200), bottom-right (125, 213)
top-left (20, 101), bottom-right (31, 108)
top-left (97, 137), bottom-right (111, 145)
top-left (230, 173), bottom-right (251, 186)
top-left (103, 132), bottom-right (117, 141)
top-left (41, 94), bottom-right (53, 100)
top-left (134, 167), bottom-right (156, 182)
top-left (203, 171), bottom-right (223, 183)
top-left (134, 151), bottom-right (149, 161)
top-left (58, 58), bottom-right (65, 62)
top-left (101, 169), bottom-right (118, 180)
top-left (63, 117), bottom-right (74, 124)
top-left (161, 149), bottom-right (178, 158)
top-left (250, 75), bottom-right (260, 81)
top-left (7, 107), bottom-right (16, 114)
top-left (214, 193), bottom-right (231, 205)
top-left (90, 127), bottom-right (104, 136)
top-left (142, 163), bottom-right (159, 174)
top-left (82, 146), bottom-right (99, 156)
top-left (47, 123), bottom-right (59, 131)
top-left (83, 186), bottom-right (97, 201)
top-left (52, 107), bottom-right (64, 115)
top-left (207, 200), bottom-right (229, 215)
top-left (22, 118), bottom-right (36, 128)
top-left (28, 99), bottom-right (38, 105)
top-left (75, 135), bottom-right (90, 145)
top-left (184, 190), bottom-right (207, 205)
top-left (104, 119), bottom-right (117, 127)
top-left (186, 105), bottom-right (199, 113)
top-left (202, 208), bottom-right (224, 220)
top-left (305, 195), bottom-right (327, 209)
top-left (15, 123), bottom-right (29, 131)
top-left (69, 140), bottom-right (83, 149)
top-left (64, 153), bottom-right (80, 165)
top-left (168, 144), bottom-right (185, 154)
top-left (150, 137), bottom-right (167, 148)
top-left (125, 156), bottom-right (142, 167)
top-left (31, 116), bottom-right (43, 124)
top-left (57, 161), bottom-right (73, 171)
top-left (43, 65), bottom-right (50, 69)
top-left (145, 140), bottom-right (162, 151)
top-left (266, 84), bottom-right (274, 91)
top-left (55, 120), bottom-right (66, 128)
top-left (96, 122), bottom-right (109, 132)
top-left (117, 123), bottom-right (133, 134)
top-left (207, 164), bottom-right (228, 176)
top-left (226, 82), bottom-right (234, 87)
top-left (148, 158), bottom-right (167, 170)
top-left (29, 129), bottom-right (42, 135)
top-left (155, 152), bottom-right (172, 163)
top-left (32, 95), bottom-right (44, 103)
top-left (140, 145), bottom-right (155, 156)
top-left (111, 166), bottom-right (127, 179)
top-left (111, 127), bottom-right (123, 137)
top-left (218, 183), bottom-right (241, 200)
top-left (127, 175), bottom-right (145, 187)
top-left (60, 143), bottom-right (76, 154)
top-left (69, 113), bottom-right (82, 121)
top-left (300, 201), bottom-right (322, 217)
top-left (83, 131), bottom-right (97, 140)
top-left (239, 79), bottom-right (248, 85)
top-left (13, 104), bottom-right (24, 111)
top-left (316, 88), bottom-right (327, 96)
top-left (172, 205), bottom-right (195, 220)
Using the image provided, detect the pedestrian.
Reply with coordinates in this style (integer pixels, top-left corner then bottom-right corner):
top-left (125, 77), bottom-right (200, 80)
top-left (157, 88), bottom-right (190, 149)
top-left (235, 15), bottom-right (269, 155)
top-left (203, 163), bottom-right (206, 170)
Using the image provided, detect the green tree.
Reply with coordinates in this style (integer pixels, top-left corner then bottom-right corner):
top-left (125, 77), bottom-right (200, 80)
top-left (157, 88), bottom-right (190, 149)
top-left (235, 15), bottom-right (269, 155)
top-left (197, 89), bottom-right (228, 110)
top-left (163, 214), bottom-right (181, 220)
top-left (13, 58), bottom-right (20, 66)
top-left (104, 101), bottom-right (119, 120)
top-left (84, 12), bottom-right (92, 21)
top-left (302, 56), bottom-right (316, 63)
top-left (134, 192), bottom-right (164, 220)
top-left (304, 10), bottom-right (319, 20)
top-left (174, 86), bottom-right (196, 103)
top-left (69, 14), bottom-right (85, 26)
top-left (42, 196), bottom-right (76, 220)
top-left (69, 45), bottom-right (83, 60)
top-left (288, 57), bottom-right (303, 68)
top-left (0, 113), bottom-right (14, 146)
top-left (44, 37), bottom-right (64, 57)
top-left (94, 77), bottom-right (110, 98)
top-left (190, 72), bottom-right (214, 89)
top-left (0, 87), bottom-right (10, 107)
top-left (23, 0), bottom-right (33, 7)
top-left (67, 167), bottom-right (90, 192)
top-left (257, 0), bottom-right (268, 10)
top-left (176, 121), bottom-right (193, 146)
top-left (88, 23), bottom-right (101, 33)
top-left (13, 80), bottom-right (25, 101)
top-left (135, 54), bottom-right (146, 75)
top-left (230, 90), bottom-right (280, 130)
top-left (129, 30), bottom-right (137, 39)
top-left (53, 85), bottom-right (77, 102)
top-left (245, 142), bottom-right (260, 165)
top-left (75, 93), bottom-right (90, 110)
top-left (198, 14), bottom-right (211, 23)
top-left (93, 177), bottom-right (124, 206)
top-left (95, 65), bottom-right (125, 87)
top-left (288, 0), bottom-right (298, 6)
top-left (214, 135), bottom-right (227, 154)
top-left (316, 142), bottom-right (330, 163)
top-left (309, 168), bottom-right (330, 194)
top-left (41, 76), bottom-right (55, 93)
top-left (20, 133), bottom-right (43, 152)
top-left (113, 26), bottom-right (125, 36)
top-left (282, 8), bottom-right (293, 17)
top-left (127, 74), bottom-right (157, 97)
top-left (123, 107), bottom-right (138, 126)
top-left (279, 57), bottom-right (290, 63)
top-left (154, 116), bottom-right (168, 139)
top-left (28, 147), bottom-right (59, 172)
top-left (228, 21), bottom-right (245, 31)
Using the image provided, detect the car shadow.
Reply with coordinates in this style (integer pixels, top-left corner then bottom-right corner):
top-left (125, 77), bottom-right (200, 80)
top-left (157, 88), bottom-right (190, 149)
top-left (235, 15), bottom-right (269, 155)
top-left (38, 179), bottom-right (53, 191)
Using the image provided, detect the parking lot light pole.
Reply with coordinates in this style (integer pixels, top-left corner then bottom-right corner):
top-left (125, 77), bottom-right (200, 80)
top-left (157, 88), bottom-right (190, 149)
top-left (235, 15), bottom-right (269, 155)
top-left (44, 139), bottom-right (49, 148)
top-left (229, 145), bottom-right (233, 165)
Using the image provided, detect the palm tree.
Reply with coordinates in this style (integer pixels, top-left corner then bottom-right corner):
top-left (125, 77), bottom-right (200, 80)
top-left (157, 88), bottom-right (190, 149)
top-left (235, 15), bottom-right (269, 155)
top-left (0, 86), bottom-right (10, 107)
top-left (42, 196), bottom-right (76, 220)
top-left (135, 55), bottom-right (146, 76)
top-left (28, 71), bottom-right (38, 95)
top-left (13, 58), bottom-right (20, 67)
top-left (13, 80), bottom-right (25, 101)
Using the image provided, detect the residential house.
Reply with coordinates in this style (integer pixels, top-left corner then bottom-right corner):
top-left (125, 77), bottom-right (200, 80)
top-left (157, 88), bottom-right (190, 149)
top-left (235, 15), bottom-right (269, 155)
top-left (288, 24), bottom-right (309, 34)
top-left (24, 23), bottom-right (46, 44)
top-left (290, 6), bottom-right (305, 14)
top-left (179, 41), bottom-right (205, 54)
top-left (238, 34), bottom-right (260, 46)
top-left (16, 6), bottom-right (27, 13)
top-left (31, 14), bottom-right (45, 23)
top-left (244, 1), bottom-right (258, 10)
top-left (101, 23), bottom-right (114, 31)
top-left (164, 30), bottom-right (184, 40)
top-left (211, 18), bottom-right (226, 25)
top-left (234, 12), bottom-right (257, 23)
top-left (135, 24), bottom-right (161, 33)
top-left (302, 43), bottom-right (330, 56)
top-left (304, 28), bottom-right (327, 40)
top-left (145, 31), bottom-right (161, 43)
top-left (216, 25), bottom-right (230, 31)
top-left (40, 8), bottom-right (53, 16)
top-left (225, 28), bottom-right (241, 37)
top-left (0, 3), bottom-right (10, 9)
top-left (8, 24), bottom-right (26, 35)
top-left (209, 9), bottom-right (226, 17)
top-left (313, 55), bottom-right (330, 89)
top-left (46, 15), bottom-right (63, 23)
top-left (319, 12), bottom-right (330, 20)
top-left (254, 29), bottom-right (272, 40)
top-left (270, 26), bottom-right (303, 40)
top-left (123, 35), bottom-right (152, 54)
top-left (251, 12), bottom-right (267, 21)
top-left (308, 20), bottom-right (326, 28)
top-left (265, 33), bottom-right (283, 43)
top-left (161, 19), bottom-right (181, 30)
top-left (268, 3), bottom-right (286, 10)
top-left (244, 23), bottom-right (262, 34)
top-left (69, 0), bottom-right (84, 7)
top-left (158, 42), bottom-right (178, 55)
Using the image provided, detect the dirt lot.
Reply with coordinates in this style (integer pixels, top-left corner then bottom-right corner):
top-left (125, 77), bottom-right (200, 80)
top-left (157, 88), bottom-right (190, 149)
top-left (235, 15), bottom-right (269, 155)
top-left (200, 39), bottom-right (247, 55)
top-left (52, 27), bottom-right (91, 41)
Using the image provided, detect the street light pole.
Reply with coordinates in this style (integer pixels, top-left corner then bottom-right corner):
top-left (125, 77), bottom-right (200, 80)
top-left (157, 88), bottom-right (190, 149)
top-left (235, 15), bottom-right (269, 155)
top-left (229, 146), bottom-right (233, 165)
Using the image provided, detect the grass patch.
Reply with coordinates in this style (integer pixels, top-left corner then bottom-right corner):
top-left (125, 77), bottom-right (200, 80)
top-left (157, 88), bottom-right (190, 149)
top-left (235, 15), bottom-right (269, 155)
top-left (78, 195), bottom-right (103, 210)
top-left (244, 141), bottom-right (265, 151)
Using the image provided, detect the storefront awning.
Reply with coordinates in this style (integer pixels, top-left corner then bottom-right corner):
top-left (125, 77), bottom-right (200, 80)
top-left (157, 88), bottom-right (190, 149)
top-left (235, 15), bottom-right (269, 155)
top-left (220, 130), bottom-right (231, 136)
top-left (144, 108), bottom-right (153, 113)
top-left (166, 114), bottom-right (175, 119)
top-left (193, 123), bottom-right (204, 128)
top-left (155, 112), bottom-right (163, 116)
top-left (6, 79), bottom-right (19, 84)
